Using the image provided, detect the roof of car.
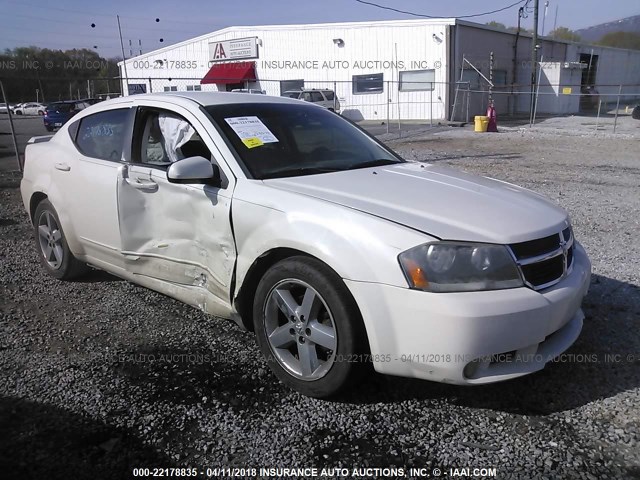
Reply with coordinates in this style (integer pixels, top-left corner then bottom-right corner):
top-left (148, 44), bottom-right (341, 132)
top-left (97, 91), bottom-right (304, 109)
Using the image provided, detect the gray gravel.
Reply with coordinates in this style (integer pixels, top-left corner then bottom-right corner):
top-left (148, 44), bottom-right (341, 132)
top-left (1, 115), bottom-right (639, 479)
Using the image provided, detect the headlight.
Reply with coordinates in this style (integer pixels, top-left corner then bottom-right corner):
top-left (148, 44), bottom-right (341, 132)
top-left (398, 241), bottom-right (523, 292)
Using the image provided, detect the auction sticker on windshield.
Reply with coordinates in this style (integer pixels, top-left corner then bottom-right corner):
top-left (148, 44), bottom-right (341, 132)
top-left (225, 116), bottom-right (278, 149)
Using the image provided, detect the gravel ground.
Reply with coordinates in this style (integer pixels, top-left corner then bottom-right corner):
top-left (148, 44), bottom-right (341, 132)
top-left (0, 115), bottom-right (639, 479)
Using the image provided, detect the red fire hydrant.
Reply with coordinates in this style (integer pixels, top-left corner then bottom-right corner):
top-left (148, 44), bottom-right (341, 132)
top-left (486, 102), bottom-right (498, 132)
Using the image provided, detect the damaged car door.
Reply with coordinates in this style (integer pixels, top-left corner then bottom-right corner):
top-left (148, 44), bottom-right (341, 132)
top-left (117, 105), bottom-right (236, 316)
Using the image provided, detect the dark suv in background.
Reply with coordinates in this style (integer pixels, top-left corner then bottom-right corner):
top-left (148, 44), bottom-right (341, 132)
top-left (44, 101), bottom-right (90, 131)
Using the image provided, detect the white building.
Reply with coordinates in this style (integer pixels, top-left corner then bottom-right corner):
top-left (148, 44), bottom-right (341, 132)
top-left (119, 18), bottom-right (640, 121)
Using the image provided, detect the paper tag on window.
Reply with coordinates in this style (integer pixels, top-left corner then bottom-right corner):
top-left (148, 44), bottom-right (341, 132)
top-left (242, 137), bottom-right (264, 149)
top-left (225, 116), bottom-right (278, 148)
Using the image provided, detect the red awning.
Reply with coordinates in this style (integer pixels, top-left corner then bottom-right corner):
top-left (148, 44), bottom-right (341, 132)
top-left (200, 61), bottom-right (256, 85)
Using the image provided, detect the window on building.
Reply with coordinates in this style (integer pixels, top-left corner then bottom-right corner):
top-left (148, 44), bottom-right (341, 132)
top-left (352, 73), bottom-right (384, 94)
top-left (186, 85), bottom-right (202, 91)
top-left (74, 109), bottom-right (130, 161)
top-left (493, 70), bottom-right (508, 86)
top-left (399, 69), bottom-right (435, 91)
top-left (280, 79), bottom-right (304, 95)
top-left (163, 86), bottom-right (178, 92)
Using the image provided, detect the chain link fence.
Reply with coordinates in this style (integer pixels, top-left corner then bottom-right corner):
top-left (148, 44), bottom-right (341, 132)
top-left (2, 73), bottom-right (639, 118)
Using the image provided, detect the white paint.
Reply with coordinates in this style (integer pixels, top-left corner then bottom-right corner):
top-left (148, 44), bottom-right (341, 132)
top-left (20, 93), bottom-right (592, 386)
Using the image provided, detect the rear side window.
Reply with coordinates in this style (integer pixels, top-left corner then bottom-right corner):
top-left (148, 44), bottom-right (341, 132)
top-left (75, 109), bottom-right (129, 161)
top-left (323, 91), bottom-right (335, 101)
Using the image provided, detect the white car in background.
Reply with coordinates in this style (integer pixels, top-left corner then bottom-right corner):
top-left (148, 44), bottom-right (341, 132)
top-left (13, 102), bottom-right (46, 115)
top-left (20, 92), bottom-right (591, 398)
top-left (231, 88), bottom-right (266, 94)
top-left (282, 89), bottom-right (341, 112)
top-left (0, 102), bottom-right (16, 113)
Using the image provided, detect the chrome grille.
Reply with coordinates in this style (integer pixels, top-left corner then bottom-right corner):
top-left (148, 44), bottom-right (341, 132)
top-left (509, 227), bottom-right (574, 290)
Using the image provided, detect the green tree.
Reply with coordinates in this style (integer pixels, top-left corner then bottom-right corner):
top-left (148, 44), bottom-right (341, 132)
top-left (596, 31), bottom-right (640, 50)
top-left (548, 27), bottom-right (581, 42)
top-left (0, 46), bottom-right (120, 102)
top-left (485, 21), bottom-right (530, 34)
top-left (486, 21), bottom-right (508, 30)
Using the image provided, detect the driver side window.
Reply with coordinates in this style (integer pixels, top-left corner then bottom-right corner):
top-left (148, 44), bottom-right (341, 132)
top-left (134, 108), bottom-right (212, 167)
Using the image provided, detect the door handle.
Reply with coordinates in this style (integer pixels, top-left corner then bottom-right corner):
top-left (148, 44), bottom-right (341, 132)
top-left (54, 162), bottom-right (70, 172)
top-left (125, 177), bottom-right (158, 191)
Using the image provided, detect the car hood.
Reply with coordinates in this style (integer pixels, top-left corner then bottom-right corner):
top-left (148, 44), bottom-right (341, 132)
top-left (263, 162), bottom-right (569, 244)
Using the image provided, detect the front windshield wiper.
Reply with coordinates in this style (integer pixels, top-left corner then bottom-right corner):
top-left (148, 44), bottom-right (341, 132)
top-left (260, 166), bottom-right (342, 180)
top-left (345, 158), bottom-right (402, 170)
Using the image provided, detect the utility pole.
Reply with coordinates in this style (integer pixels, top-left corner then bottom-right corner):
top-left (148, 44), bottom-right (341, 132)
top-left (117, 15), bottom-right (129, 95)
top-left (529, 0), bottom-right (539, 125)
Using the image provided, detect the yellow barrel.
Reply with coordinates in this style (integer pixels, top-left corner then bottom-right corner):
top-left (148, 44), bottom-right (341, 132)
top-left (474, 115), bottom-right (489, 132)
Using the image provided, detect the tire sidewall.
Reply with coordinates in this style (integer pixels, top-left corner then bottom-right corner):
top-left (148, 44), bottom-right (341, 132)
top-left (253, 256), bottom-right (365, 398)
top-left (33, 200), bottom-right (75, 280)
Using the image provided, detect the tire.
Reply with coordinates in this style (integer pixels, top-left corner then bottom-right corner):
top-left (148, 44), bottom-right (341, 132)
top-left (45, 126), bottom-right (54, 132)
top-left (15, 111), bottom-right (22, 115)
top-left (38, 110), bottom-right (44, 116)
top-left (632, 106), bottom-right (640, 120)
top-left (253, 256), bottom-right (368, 398)
top-left (33, 199), bottom-right (89, 280)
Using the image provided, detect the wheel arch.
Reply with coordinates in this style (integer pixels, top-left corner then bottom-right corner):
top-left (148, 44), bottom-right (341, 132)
top-left (29, 191), bottom-right (48, 224)
top-left (234, 247), bottom-right (366, 344)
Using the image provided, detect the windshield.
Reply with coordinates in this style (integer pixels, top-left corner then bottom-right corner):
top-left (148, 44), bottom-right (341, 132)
top-left (205, 103), bottom-right (403, 179)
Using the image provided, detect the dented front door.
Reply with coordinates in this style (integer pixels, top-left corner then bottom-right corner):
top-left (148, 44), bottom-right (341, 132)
top-left (117, 164), bottom-right (236, 313)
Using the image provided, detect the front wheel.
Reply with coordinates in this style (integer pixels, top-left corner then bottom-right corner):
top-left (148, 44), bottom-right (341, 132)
top-left (253, 256), bottom-right (368, 398)
top-left (33, 199), bottom-right (89, 280)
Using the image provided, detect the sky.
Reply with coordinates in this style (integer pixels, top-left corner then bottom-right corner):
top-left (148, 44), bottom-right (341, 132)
top-left (1, 0), bottom-right (639, 58)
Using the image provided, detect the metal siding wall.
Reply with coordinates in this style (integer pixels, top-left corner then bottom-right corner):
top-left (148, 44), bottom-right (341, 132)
top-left (122, 22), bottom-right (450, 120)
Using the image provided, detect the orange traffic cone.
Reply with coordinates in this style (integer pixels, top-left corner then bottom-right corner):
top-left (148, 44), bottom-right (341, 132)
top-left (486, 102), bottom-right (498, 132)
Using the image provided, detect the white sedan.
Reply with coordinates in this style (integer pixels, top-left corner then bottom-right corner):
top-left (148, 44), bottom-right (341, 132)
top-left (20, 92), bottom-right (591, 398)
top-left (13, 102), bottom-right (46, 116)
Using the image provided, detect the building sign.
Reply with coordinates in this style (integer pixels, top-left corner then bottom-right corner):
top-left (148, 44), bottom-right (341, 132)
top-left (128, 83), bottom-right (147, 95)
top-left (209, 37), bottom-right (258, 63)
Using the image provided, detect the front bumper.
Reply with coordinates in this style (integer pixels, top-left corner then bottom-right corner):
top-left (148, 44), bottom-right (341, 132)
top-left (345, 241), bottom-right (591, 385)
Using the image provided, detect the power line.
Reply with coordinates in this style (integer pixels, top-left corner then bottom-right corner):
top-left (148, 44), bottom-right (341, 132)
top-left (353, 0), bottom-right (527, 19)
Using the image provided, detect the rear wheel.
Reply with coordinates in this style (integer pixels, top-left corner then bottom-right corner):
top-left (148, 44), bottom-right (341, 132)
top-left (33, 199), bottom-right (89, 280)
top-left (253, 256), bottom-right (368, 398)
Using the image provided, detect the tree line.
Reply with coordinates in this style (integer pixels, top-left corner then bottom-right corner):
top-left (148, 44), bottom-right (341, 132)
top-left (0, 47), bottom-right (120, 103)
top-left (485, 21), bottom-right (640, 49)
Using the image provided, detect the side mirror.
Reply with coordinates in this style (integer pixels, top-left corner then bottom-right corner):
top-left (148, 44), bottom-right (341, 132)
top-left (167, 156), bottom-right (221, 186)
